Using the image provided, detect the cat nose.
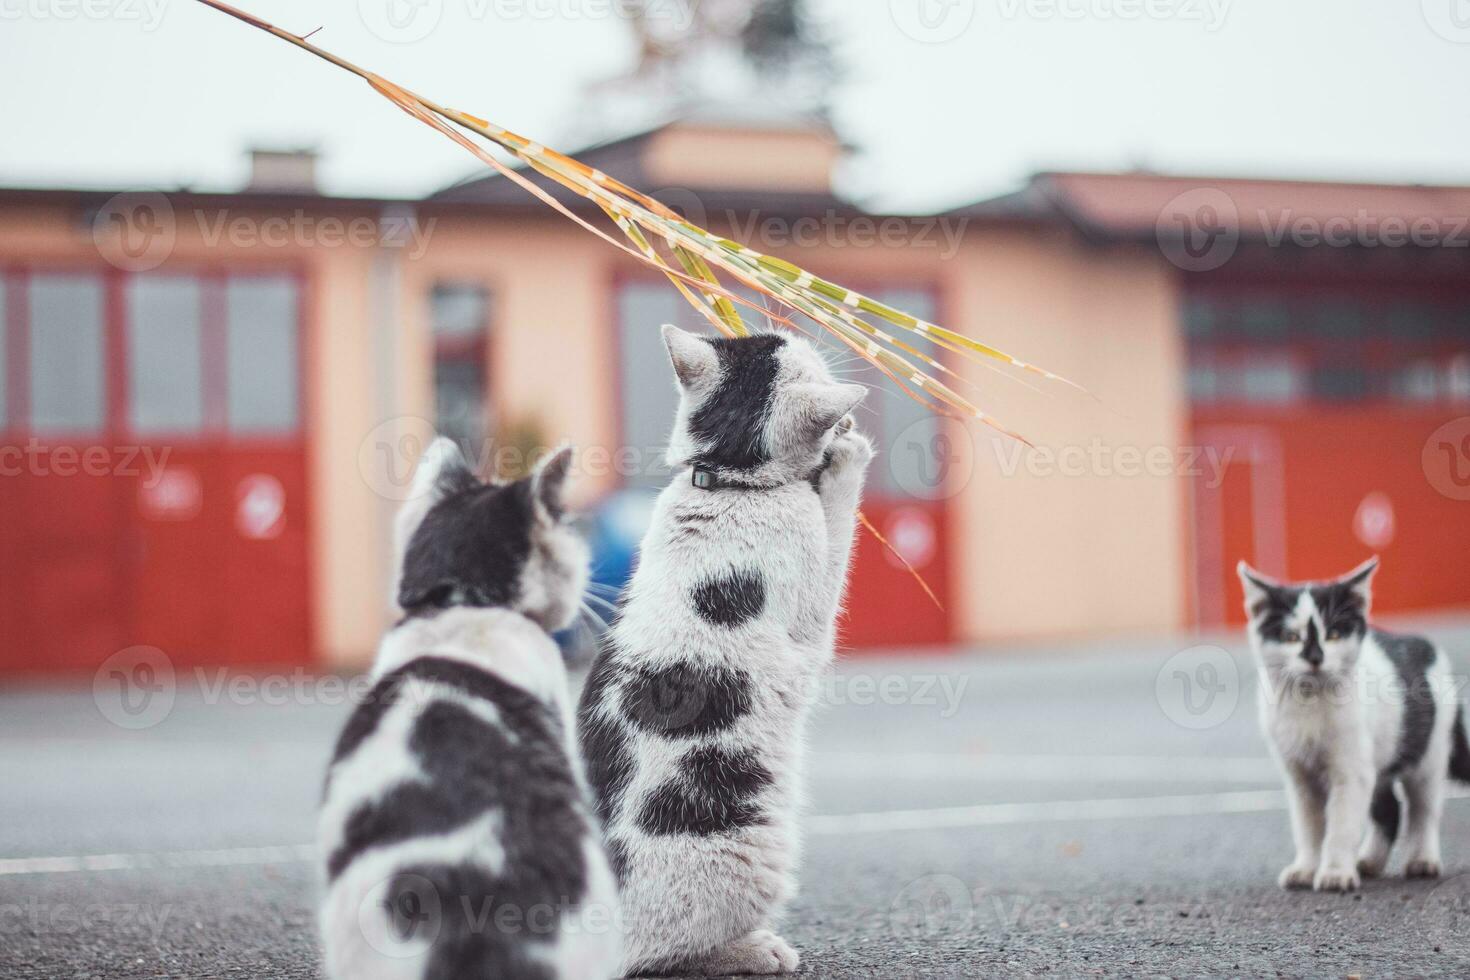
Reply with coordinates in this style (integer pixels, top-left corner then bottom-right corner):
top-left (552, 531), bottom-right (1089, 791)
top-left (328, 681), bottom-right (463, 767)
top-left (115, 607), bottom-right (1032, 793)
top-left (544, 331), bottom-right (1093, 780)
top-left (1301, 644), bottom-right (1324, 668)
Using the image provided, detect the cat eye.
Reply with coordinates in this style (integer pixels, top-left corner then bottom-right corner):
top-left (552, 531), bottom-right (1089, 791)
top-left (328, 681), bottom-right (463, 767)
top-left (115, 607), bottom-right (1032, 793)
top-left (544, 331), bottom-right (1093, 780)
top-left (1279, 629), bottom-right (1301, 644)
top-left (1326, 627), bottom-right (1347, 641)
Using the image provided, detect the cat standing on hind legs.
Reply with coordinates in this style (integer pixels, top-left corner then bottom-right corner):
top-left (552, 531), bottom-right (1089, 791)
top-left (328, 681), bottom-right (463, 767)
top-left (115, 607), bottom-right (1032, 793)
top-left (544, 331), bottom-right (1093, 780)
top-left (318, 438), bottom-right (622, 980)
top-left (578, 325), bottom-right (872, 976)
top-left (1239, 556), bottom-right (1470, 893)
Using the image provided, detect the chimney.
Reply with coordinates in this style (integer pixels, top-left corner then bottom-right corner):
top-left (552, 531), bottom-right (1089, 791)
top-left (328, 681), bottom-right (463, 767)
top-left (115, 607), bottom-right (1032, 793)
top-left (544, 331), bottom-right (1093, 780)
top-left (246, 147), bottom-right (319, 194)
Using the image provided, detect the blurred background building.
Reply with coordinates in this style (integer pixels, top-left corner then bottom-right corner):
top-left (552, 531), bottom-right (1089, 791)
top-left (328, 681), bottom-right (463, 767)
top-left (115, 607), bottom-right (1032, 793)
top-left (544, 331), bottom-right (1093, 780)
top-left (2, 0), bottom-right (1469, 674)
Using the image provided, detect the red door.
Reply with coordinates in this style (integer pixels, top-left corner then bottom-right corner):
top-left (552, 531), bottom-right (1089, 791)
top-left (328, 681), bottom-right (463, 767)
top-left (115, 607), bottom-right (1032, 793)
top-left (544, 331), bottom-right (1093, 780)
top-left (0, 265), bottom-right (311, 676)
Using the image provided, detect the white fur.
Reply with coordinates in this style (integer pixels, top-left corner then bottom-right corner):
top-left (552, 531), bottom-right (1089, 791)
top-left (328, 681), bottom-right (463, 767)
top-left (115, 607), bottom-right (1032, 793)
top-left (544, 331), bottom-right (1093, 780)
top-left (1241, 561), bottom-right (1460, 892)
top-left (602, 329), bottom-right (872, 975)
top-left (320, 442), bottom-right (620, 980)
top-left (320, 608), bottom-right (623, 980)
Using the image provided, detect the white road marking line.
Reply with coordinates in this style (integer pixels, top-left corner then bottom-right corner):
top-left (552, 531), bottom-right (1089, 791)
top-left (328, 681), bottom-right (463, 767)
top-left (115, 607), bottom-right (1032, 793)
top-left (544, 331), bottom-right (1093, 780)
top-left (812, 753), bottom-right (1281, 784)
top-left (0, 843), bottom-right (315, 877)
top-left (810, 787), bottom-right (1470, 836)
top-left (807, 789), bottom-right (1289, 835)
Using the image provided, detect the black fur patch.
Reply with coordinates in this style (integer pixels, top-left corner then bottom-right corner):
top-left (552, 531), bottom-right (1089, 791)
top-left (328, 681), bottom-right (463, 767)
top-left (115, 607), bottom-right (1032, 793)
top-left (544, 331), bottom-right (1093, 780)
top-left (326, 656), bottom-right (529, 788)
top-left (1310, 581), bottom-right (1368, 639)
top-left (1370, 778), bottom-right (1400, 842)
top-left (688, 334), bottom-right (785, 472)
top-left (1452, 708), bottom-right (1470, 784)
top-left (1375, 630), bottom-right (1439, 775)
top-left (382, 863), bottom-right (560, 980)
top-left (575, 652), bottom-right (635, 826)
top-left (1248, 578), bottom-right (1368, 646)
top-left (327, 658), bottom-right (588, 899)
top-left (691, 570), bottom-right (766, 628)
top-left (398, 477), bottom-right (538, 614)
top-left (635, 746), bottom-right (772, 837)
top-left (621, 661), bottom-right (753, 738)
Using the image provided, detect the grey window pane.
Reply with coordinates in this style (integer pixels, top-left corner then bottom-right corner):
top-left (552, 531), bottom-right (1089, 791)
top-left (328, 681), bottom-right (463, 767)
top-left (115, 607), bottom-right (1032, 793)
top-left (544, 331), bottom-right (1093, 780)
top-left (862, 289), bottom-right (939, 498)
top-left (434, 359), bottom-right (486, 452)
top-left (0, 279), bottom-right (7, 430)
top-left (618, 283), bottom-right (686, 488)
top-left (29, 274), bottom-right (105, 435)
top-left (431, 283), bottom-right (489, 338)
top-left (128, 275), bottom-right (203, 435)
top-left (226, 277), bottom-right (299, 435)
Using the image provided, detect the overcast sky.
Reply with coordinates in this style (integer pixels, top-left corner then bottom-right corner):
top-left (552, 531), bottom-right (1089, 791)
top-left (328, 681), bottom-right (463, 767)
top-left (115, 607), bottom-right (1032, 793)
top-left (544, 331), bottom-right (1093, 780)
top-left (1, 0), bottom-right (1467, 212)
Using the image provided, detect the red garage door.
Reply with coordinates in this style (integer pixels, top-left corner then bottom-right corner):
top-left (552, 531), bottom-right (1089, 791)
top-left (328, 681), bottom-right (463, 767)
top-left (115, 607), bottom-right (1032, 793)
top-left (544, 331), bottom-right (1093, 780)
top-left (0, 266), bottom-right (311, 676)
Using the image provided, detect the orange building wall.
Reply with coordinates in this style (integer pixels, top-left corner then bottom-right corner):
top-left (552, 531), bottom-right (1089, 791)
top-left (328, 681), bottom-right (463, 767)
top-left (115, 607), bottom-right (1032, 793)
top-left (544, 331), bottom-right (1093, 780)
top-left (949, 228), bottom-right (1190, 642)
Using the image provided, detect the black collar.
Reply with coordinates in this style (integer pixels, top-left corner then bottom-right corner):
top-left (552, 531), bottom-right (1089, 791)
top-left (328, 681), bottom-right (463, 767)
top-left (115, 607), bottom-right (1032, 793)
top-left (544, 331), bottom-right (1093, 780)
top-left (691, 467), bottom-right (785, 492)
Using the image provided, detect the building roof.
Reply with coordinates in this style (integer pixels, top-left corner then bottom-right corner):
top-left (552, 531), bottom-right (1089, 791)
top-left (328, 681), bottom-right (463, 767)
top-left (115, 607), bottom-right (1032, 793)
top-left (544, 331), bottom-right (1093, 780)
top-left (429, 121), bottom-right (865, 219)
top-left (951, 172), bottom-right (1470, 242)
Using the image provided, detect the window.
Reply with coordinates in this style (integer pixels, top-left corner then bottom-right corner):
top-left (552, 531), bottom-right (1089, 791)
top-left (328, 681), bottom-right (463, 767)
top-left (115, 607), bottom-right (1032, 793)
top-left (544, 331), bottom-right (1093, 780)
top-left (225, 277), bottom-right (299, 435)
top-left (430, 283), bottom-right (490, 453)
top-left (617, 282), bottom-right (685, 489)
top-left (128, 275), bottom-right (204, 435)
top-left (29, 274), bottom-right (105, 435)
top-left (1187, 290), bottom-right (1470, 406)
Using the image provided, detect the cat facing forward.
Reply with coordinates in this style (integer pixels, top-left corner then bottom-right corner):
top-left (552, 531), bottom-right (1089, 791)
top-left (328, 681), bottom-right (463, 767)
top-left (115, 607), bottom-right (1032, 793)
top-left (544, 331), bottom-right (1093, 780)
top-left (578, 325), bottom-right (872, 976)
top-left (1240, 557), bottom-right (1470, 893)
top-left (319, 439), bottom-right (621, 980)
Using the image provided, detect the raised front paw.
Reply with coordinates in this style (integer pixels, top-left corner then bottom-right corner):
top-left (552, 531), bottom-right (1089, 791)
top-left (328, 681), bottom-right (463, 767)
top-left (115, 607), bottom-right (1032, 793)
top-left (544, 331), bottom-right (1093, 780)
top-left (819, 425), bottom-right (874, 486)
top-left (1405, 857), bottom-right (1442, 879)
top-left (1313, 863), bottom-right (1361, 893)
top-left (1278, 861), bottom-right (1316, 890)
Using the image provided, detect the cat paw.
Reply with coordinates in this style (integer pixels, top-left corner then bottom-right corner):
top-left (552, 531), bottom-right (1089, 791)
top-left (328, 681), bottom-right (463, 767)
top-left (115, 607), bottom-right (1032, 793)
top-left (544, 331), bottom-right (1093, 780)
top-left (1313, 865), bottom-right (1361, 893)
top-left (1405, 858), bottom-right (1442, 879)
top-left (1278, 862), bottom-right (1317, 889)
top-left (695, 930), bottom-right (800, 976)
top-left (1356, 855), bottom-right (1388, 879)
top-left (820, 429), bottom-right (873, 483)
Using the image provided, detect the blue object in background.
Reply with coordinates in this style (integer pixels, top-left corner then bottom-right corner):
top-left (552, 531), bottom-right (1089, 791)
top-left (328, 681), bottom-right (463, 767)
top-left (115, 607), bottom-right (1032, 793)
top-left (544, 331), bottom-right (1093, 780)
top-left (556, 488), bottom-right (658, 652)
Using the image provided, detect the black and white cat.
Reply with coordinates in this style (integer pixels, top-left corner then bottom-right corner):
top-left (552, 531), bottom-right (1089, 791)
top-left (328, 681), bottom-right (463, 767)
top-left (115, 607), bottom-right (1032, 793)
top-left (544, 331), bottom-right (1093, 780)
top-left (578, 325), bottom-right (871, 976)
top-left (319, 438), bottom-right (622, 980)
top-left (1240, 557), bottom-right (1470, 892)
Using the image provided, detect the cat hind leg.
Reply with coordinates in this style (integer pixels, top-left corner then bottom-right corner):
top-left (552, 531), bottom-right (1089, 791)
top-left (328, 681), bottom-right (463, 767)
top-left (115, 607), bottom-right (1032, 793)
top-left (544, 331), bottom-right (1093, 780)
top-left (684, 930), bottom-right (799, 976)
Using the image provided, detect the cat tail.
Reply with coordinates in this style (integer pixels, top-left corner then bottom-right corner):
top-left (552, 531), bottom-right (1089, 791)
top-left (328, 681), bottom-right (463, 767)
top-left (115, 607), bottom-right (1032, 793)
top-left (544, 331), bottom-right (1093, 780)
top-left (1450, 705), bottom-right (1470, 784)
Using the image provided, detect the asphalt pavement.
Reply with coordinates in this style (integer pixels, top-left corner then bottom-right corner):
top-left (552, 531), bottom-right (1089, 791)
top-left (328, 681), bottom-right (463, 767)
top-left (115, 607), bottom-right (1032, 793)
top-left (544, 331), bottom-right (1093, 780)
top-left (5, 619), bottom-right (1470, 979)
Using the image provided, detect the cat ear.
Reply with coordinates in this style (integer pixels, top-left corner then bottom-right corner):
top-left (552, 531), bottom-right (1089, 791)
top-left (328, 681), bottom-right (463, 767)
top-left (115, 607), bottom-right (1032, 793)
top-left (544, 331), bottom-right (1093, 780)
top-left (530, 444), bottom-right (575, 523)
top-left (661, 324), bottom-right (719, 391)
top-left (1237, 560), bottom-right (1278, 611)
top-left (408, 436), bottom-right (468, 503)
top-left (792, 382), bottom-right (866, 435)
top-left (392, 436), bottom-right (470, 606)
top-left (1339, 556), bottom-right (1379, 606)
